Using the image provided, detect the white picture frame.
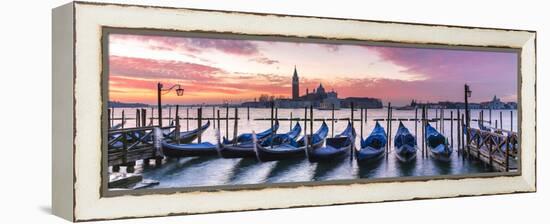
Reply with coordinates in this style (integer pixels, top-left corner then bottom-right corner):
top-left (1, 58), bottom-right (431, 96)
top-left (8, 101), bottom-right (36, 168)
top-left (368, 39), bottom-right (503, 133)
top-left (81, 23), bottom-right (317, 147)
top-left (52, 1), bottom-right (536, 221)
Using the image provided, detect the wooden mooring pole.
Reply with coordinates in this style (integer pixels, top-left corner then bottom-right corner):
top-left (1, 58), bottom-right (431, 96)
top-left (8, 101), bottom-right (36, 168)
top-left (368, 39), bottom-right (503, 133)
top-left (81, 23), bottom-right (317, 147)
top-left (310, 105), bottom-right (313, 143)
top-left (175, 105), bottom-right (179, 124)
top-left (304, 106), bottom-right (307, 142)
top-left (212, 106), bottom-right (216, 128)
top-left (510, 110), bottom-right (513, 132)
top-left (414, 107), bottom-right (418, 139)
top-left (425, 106), bottom-right (429, 120)
top-left (233, 107), bottom-right (238, 144)
top-left (364, 108), bottom-right (368, 123)
top-left (388, 105), bottom-right (392, 153)
top-left (505, 137), bottom-right (510, 172)
top-left (354, 102), bottom-right (363, 161)
top-left (461, 114), bottom-right (466, 155)
top-left (500, 111), bottom-right (503, 130)
top-left (450, 111), bottom-right (454, 149)
top-left (438, 108), bottom-right (441, 130)
top-left (150, 107), bottom-right (154, 126)
top-left (186, 108), bottom-right (189, 131)
top-left (331, 104), bottom-right (335, 137)
top-left (420, 105), bottom-right (427, 157)
top-left (121, 110), bottom-right (125, 129)
top-left (462, 116), bottom-right (470, 155)
top-left (141, 109), bottom-right (146, 128)
top-left (275, 107), bottom-right (279, 122)
top-left (304, 106), bottom-right (308, 159)
top-left (108, 108), bottom-right (112, 129)
top-left (270, 102), bottom-right (274, 129)
top-left (386, 102), bottom-right (391, 156)
top-left (175, 105), bottom-right (181, 143)
top-left (304, 106), bottom-right (307, 144)
top-left (360, 107), bottom-right (364, 142)
top-left (456, 109), bottom-right (461, 154)
top-left (197, 107), bottom-right (203, 143)
top-left (111, 108), bottom-right (115, 128)
top-left (168, 106), bottom-right (172, 125)
top-left (247, 106), bottom-right (250, 121)
top-left (290, 112), bottom-right (293, 131)
top-left (217, 110), bottom-right (221, 132)
top-left (441, 108), bottom-right (444, 134)
top-left (225, 105), bottom-right (229, 139)
top-left (365, 108), bottom-right (368, 128)
top-left (136, 109), bottom-right (141, 127)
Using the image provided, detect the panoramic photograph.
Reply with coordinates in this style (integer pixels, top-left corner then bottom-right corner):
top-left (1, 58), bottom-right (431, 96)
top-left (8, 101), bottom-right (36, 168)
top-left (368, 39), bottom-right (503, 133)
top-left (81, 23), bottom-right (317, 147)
top-left (105, 32), bottom-right (519, 191)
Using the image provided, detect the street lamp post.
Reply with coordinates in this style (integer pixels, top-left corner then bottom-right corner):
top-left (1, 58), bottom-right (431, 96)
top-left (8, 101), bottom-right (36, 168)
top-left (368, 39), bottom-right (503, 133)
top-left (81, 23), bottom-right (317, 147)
top-left (464, 84), bottom-right (472, 128)
top-left (464, 84), bottom-right (472, 155)
top-left (157, 82), bottom-right (184, 127)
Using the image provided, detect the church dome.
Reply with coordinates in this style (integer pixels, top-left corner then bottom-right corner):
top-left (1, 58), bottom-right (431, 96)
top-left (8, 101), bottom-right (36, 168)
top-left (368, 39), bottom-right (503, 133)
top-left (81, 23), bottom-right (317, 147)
top-left (317, 83), bottom-right (326, 94)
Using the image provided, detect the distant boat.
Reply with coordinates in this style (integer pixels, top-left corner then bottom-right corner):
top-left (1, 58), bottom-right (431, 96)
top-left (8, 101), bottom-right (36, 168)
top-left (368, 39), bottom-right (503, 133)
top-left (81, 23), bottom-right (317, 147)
top-left (318, 103), bottom-right (340, 110)
top-left (217, 121), bottom-right (280, 158)
top-left (356, 122), bottom-right (387, 162)
top-left (394, 122), bottom-right (417, 162)
top-left (394, 105), bottom-right (415, 110)
top-left (308, 121), bottom-right (356, 162)
top-left (255, 122), bottom-right (328, 161)
top-left (425, 123), bottom-right (452, 161)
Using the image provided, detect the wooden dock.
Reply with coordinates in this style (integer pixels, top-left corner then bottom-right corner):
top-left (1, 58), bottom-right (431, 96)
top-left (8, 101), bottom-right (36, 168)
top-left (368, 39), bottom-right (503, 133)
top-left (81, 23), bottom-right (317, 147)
top-left (463, 127), bottom-right (519, 172)
top-left (108, 126), bottom-right (166, 173)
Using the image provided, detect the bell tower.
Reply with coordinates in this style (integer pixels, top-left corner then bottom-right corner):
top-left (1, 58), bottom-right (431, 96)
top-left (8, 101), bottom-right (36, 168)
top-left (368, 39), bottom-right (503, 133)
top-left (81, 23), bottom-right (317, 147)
top-left (292, 66), bottom-right (299, 100)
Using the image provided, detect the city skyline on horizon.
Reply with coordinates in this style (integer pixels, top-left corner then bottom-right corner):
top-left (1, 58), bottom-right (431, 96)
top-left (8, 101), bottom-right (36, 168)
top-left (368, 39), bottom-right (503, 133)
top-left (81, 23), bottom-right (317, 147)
top-left (108, 33), bottom-right (518, 106)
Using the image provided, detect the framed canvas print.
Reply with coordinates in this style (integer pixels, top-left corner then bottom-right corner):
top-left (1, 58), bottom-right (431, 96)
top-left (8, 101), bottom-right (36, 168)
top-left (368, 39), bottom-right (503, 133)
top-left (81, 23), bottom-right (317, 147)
top-left (52, 1), bottom-right (536, 222)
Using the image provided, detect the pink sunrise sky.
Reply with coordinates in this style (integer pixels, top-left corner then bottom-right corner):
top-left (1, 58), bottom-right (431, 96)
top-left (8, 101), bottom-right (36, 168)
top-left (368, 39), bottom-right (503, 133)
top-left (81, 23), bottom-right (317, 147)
top-left (108, 33), bottom-right (518, 106)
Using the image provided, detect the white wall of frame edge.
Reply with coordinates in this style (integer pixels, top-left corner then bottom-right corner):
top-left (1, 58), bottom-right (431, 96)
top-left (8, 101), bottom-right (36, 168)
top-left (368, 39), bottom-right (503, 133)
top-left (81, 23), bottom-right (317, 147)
top-left (49, 2), bottom-right (537, 221)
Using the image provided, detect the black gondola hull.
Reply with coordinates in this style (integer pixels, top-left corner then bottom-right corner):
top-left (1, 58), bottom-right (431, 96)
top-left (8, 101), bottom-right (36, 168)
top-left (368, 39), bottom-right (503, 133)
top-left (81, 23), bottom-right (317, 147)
top-left (161, 142), bottom-right (218, 158)
top-left (308, 145), bottom-right (351, 162)
top-left (218, 144), bottom-right (257, 158)
top-left (256, 140), bottom-right (325, 161)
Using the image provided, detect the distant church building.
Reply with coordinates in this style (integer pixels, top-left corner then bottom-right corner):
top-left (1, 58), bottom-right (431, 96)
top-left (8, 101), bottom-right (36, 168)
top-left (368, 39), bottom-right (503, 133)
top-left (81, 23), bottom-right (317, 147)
top-left (244, 66), bottom-right (382, 109)
top-left (481, 95), bottom-right (507, 109)
top-left (290, 67), bottom-right (339, 107)
top-left (292, 66), bottom-right (299, 100)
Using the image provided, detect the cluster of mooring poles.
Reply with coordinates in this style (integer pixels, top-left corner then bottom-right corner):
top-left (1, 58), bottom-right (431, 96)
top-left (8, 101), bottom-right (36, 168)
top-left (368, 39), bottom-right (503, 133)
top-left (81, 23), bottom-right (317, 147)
top-left (107, 83), bottom-right (518, 175)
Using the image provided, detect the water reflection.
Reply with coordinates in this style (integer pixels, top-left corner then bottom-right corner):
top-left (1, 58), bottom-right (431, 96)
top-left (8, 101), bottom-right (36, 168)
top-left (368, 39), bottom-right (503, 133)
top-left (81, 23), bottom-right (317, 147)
top-left (313, 158), bottom-right (352, 181)
top-left (266, 158), bottom-right (314, 183)
top-left (228, 158), bottom-right (276, 185)
top-left (356, 158), bottom-right (385, 178)
top-left (118, 107), bottom-right (509, 189)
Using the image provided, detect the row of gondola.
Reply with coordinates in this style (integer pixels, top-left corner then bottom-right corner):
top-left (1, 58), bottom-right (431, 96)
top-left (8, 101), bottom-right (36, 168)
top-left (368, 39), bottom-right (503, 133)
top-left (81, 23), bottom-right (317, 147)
top-left (159, 120), bottom-right (453, 163)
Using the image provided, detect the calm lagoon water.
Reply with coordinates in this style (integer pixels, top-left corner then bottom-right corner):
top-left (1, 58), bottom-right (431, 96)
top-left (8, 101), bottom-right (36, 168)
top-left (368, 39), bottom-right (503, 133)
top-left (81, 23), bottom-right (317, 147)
top-left (110, 107), bottom-right (517, 189)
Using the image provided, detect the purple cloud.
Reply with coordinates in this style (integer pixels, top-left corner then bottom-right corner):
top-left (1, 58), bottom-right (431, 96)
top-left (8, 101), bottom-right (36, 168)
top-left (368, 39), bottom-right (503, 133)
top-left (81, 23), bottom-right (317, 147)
top-left (186, 38), bottom-right (259, 55)
top-left (109, 56), bottom-right (223, 81)
top-left (110, 34), bottom-right (260, 56)
top-left (370, 46), bottom-right (518, 83)
top-left (250, 57), bottom-right (279, 65)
